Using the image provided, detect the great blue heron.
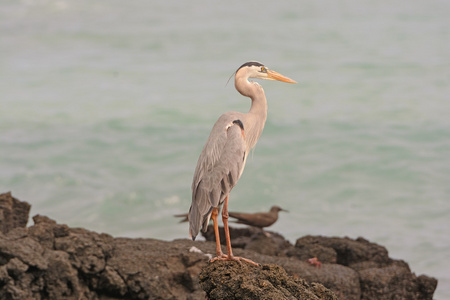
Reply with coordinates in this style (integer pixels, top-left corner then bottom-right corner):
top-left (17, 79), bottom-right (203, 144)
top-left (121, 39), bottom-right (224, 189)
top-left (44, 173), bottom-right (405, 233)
top-left (188, 61), bottom-right (296, 265)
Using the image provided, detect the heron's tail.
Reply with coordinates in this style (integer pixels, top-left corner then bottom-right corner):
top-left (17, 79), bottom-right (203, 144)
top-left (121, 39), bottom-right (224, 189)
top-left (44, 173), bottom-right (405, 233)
top-left (188, 204), bottom-right (213, 240)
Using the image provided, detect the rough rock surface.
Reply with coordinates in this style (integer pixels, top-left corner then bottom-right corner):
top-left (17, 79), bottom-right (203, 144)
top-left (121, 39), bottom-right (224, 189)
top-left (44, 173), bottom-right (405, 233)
top-left (0, 193), bottom-right (438, 299)
top-left (199, 261), bottom-right (337, 300)
top-left (202, 225), bottom-right (437, 300)
top-left (0, 192), bottom-right (30, 234)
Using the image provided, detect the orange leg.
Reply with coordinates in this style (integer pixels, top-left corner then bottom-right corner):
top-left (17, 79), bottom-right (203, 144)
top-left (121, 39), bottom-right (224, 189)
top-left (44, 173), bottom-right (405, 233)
top-left (211, 207), bottom-right (225, 258)
top-left (221, 195), bottom-right (234, 258)
top-left (211, 195), bottom-right (259, 266)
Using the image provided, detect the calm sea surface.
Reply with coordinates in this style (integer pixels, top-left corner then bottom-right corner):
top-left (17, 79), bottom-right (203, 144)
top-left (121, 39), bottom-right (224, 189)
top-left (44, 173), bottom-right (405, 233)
top-left (1, 0), bottom-right (449, 298)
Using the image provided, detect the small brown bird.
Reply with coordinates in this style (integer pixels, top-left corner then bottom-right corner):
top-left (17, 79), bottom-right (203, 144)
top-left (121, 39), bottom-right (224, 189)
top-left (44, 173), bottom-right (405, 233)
top-left (228, 206), bottom-right (288, 229)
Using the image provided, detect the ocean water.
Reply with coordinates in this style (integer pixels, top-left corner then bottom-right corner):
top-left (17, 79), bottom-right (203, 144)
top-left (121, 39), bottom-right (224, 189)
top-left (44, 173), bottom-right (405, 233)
top-left (1, 0), bottom-right (449, 298)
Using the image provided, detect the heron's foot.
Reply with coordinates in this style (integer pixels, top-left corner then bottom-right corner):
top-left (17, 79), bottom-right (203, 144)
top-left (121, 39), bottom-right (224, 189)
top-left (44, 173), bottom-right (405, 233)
top-left (209, 252), bottom-right (227, 263)
top-left (210, 254), bottom-right (259, 266)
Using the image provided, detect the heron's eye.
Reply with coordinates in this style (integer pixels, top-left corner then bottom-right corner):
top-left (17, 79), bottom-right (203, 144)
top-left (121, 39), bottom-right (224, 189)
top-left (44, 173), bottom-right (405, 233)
top-left (260, 67), bottom-right (266, 72)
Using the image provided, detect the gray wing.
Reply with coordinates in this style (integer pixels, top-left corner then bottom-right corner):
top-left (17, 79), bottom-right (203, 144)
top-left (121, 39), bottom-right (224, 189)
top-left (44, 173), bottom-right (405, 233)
top-left (189, 115), bottom-right (246, 239)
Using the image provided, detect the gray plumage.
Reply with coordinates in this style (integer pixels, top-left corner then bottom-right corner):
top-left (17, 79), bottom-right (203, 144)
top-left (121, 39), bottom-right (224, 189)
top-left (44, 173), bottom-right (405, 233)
top-left (189, 115), bottom-right (248, 238)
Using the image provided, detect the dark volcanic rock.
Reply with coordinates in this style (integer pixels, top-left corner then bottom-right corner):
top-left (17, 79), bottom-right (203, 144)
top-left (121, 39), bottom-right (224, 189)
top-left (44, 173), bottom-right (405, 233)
top-left (0, 193), bottom-right (438, 299)
top-left (358, 261), bottom-right (438, 300)
top-left (295, 235), bottom-right (391, 269)
top-left (282, 260), bottom-right (361, 300)
top-left (199, 261), bottom-right (337, 300)
top-left (0, 192), bottom-right (30, 234)
top-left (294, 236), bottom-right (438, 300)
top-left (103, 238), bottom-right (209, 299)
top-left (202, 224), bottom-right (437, 300)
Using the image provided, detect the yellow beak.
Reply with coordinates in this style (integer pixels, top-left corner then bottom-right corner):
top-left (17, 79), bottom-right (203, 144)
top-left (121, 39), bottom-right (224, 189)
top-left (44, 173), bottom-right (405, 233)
top-left (267, 69), bottom-right (297, 83)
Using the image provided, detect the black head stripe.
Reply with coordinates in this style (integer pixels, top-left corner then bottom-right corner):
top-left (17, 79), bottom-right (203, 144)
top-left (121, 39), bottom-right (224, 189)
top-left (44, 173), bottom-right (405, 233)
top-left (232, 119), bottom-right (244, 130)
top-left (236, 61), bottom-right (264, 73)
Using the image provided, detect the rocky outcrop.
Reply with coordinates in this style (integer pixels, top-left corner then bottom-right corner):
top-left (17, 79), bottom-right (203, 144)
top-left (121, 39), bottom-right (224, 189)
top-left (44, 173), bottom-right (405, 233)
top-left (199, 261), bottom-right (337, 300)
top-left (0, 215), bottom-right (335, 300)
top-left (0, 192), bottom-right (438, 299)
top-left (201, 226), bottom-right (438, 300)
top-left (0, 192), bottom-right (30, 234)
top-left (293, 236), bottom-right (437, 300)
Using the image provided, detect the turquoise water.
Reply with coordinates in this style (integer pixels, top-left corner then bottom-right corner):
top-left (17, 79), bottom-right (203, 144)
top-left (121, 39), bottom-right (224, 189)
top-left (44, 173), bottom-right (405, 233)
top-left (1, 1), bottom-right (449, 298)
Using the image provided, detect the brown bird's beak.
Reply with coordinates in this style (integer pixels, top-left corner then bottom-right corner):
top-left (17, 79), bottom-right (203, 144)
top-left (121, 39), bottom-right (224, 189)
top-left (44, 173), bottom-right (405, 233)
top-left (281, 208), bottom-right (289, 212)
top-left (266, 69), bottom-right (297, 83)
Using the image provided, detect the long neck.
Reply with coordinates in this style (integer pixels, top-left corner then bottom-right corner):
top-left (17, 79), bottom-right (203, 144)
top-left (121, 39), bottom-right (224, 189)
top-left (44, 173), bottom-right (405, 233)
top-left (235, 77), bottom-right (268, 150)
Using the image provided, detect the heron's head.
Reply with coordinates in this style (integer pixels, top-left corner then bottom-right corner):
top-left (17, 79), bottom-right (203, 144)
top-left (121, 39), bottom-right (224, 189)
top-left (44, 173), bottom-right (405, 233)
top-left (235, 61), bottom-right (297, 83)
